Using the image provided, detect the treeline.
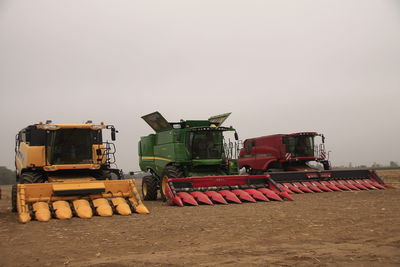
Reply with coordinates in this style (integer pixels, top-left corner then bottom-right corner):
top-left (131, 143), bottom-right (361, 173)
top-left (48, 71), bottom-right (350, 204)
top-left (0, 166), bottom-right (15, 185)
top-left (335, 161), bottom-right (399, 169)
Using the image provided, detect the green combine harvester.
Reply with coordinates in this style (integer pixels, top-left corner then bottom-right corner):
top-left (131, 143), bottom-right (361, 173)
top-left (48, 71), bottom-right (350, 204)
top-left (138, 112), bottom-right (292, 206)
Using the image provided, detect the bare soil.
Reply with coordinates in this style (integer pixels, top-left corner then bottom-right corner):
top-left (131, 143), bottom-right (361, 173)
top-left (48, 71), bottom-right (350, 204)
top-left (0, 170), bottom-right (399, 266)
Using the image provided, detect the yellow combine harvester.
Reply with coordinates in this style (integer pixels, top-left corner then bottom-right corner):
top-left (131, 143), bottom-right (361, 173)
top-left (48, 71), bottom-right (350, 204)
top-left (13, 121), bottom-right (149, 223)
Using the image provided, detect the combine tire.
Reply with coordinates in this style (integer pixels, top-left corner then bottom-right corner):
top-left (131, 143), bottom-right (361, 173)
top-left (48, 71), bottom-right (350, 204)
top-left (322, 160), bottom-right (331, 170)
top-left (160, 166), bottom-right (183, 201)
top-left (20, 172), bottom-right (44, 184)
top-left (93, 170), bottom-right (112, 180)
top-left (142, 175), bottom-right (158, 200)
top-left (11, 184), bottom-right (17, 212)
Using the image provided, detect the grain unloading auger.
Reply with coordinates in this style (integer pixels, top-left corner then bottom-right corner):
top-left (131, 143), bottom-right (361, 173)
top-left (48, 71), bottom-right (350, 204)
top-left (14, 121), bottom-right (148, 223)
top-left (138, 112), bottom-right (293, 207)
top-left (238, 132), bottom-right (392, 194)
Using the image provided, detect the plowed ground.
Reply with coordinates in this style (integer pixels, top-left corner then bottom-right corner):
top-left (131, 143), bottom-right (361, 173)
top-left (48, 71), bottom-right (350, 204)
top-left (0, 170), bottom-right (399, 266)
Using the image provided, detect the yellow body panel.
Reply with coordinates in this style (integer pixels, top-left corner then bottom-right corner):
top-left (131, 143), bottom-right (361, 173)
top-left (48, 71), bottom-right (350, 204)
top-left (92, 144), bottom-right (106, 165)
top-left (43, 164), bottom-right (100, 171)
top-left (16, 142), bottom-right (45, 171)
top-left (52, 182), bottom-right (105, 191)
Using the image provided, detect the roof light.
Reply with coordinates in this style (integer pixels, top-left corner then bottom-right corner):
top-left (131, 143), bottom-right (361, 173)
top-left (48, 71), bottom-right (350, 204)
top-left (91, 125), bottom-right (106, 130)
top-left (38, 125), bottom-right (58, 130)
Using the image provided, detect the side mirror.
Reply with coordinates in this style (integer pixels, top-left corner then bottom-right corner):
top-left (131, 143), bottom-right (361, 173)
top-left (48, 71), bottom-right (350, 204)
top-left (96, 148), bottom-right (102, 156)
top-left (111, 128), bottom-right (116, 141)
top-left (234, 132), bottom-right (239, 141)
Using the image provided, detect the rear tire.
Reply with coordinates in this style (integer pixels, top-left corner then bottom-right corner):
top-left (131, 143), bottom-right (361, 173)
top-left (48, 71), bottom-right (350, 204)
top-left (11, 184), bottom-right (17, 212)
top-left (160, 166), bottom-right (183, 201)
top-left (20, 172), bottom-right (44, 184)
top-left (142, 175), bottom-right (158, 200)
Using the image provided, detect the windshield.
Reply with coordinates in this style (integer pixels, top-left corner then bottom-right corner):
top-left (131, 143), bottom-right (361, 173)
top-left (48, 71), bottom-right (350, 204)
top-left (189, 131), bottom-right (223, 159)
top-left (47, 129), bottom-right (93, 165)
top-left (284, 135), bottom-right (315, 157)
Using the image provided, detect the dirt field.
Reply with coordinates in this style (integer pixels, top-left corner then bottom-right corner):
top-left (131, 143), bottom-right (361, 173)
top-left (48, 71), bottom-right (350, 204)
top-left (0, 170), bottom-right (399, 266)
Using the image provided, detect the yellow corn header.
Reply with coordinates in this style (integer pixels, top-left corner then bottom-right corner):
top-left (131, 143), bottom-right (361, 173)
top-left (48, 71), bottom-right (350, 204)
top-left (16, 179), bottom-right (149, 223)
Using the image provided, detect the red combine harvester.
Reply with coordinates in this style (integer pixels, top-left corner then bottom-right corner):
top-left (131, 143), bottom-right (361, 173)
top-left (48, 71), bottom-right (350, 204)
top-left (238, 132), bottom-right (390, 194)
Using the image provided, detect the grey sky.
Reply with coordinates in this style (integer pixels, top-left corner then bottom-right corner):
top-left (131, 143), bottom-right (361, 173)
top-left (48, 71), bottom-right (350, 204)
top-left (1, 0), bottom-right (399, 171)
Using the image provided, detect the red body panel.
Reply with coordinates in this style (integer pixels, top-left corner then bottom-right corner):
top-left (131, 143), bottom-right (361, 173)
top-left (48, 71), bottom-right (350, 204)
top-left (238, 132), bottom-right (321, 171)
top-left (238, 135), bottom-right (283, 171)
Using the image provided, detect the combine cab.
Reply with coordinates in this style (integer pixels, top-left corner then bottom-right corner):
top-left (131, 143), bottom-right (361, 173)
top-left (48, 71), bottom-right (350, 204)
top-left (238, 132), bottom-right (390, 194)
top-left (14, 121), bottom-right (148, 223)
top-left (138, 112), bottom-right (293, 206)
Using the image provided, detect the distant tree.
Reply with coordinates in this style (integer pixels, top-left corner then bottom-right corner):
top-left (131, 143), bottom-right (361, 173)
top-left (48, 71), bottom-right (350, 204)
top-left (389, 161), bottom-right (399, 167)
top-left (0, 166), bottom-right (16, 185)
top-left (371, 162), bottom-right (381, 168)
top-left (348, 162), bottom-right (353, 168)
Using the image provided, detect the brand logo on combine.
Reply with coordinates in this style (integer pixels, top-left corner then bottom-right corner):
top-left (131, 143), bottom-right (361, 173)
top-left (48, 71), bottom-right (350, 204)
top-left (215, 178), bottom-right (226, 182)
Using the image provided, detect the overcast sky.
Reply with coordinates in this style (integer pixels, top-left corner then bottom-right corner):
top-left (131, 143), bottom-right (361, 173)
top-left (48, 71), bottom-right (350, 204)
top-left (0, 0), bottom-right (399, 172)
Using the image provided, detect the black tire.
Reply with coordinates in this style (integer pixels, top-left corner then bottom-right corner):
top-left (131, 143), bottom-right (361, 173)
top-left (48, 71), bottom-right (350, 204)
top-left (93, 170), bottom-right (112, 180)
top-left (141, 175), bottom-right (158, 201)
top-left (160, 166), bottom-right (183, 201)
top-left (20, 172), bottom-right (44, 184)
top-left (11, 184), bottom-right (17, 212)
top-left (322, 160), bottom-right (331, 170)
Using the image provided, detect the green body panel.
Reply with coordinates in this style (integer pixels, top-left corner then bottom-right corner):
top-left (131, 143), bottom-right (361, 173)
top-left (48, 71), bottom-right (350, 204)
top-left (139, 114), bottom-right (238, 178)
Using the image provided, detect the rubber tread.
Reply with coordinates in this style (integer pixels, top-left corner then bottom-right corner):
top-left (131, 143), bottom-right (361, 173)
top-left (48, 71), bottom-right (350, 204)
top-left (11, 185), bottom-right (17, 212)
top-left (160, 166), bottom-right (184, 201)
top-left (20, 172), bottom-right (44, 184)
top-left (142, 175), bottom-right (158, 200)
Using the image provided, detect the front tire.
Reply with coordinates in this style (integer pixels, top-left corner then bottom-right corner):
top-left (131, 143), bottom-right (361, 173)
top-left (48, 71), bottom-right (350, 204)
top-left (20, 172), bottom-right (44, 184)
top-left (142, 175), bottom-right (158, 200)
top-left (322, 160), bottom-right (331, 170)
top-left (11, 184), bottom-right (17, 212)
top-left (160, 166), bottom-right (183, 201)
